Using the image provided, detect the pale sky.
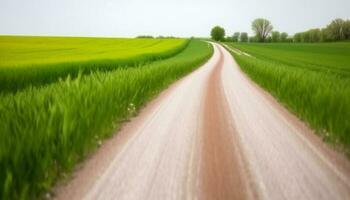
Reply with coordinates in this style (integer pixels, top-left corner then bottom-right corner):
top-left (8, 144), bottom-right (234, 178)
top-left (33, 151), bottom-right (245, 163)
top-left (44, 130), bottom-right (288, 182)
top-left (0, 0), bottom-right (349, 38)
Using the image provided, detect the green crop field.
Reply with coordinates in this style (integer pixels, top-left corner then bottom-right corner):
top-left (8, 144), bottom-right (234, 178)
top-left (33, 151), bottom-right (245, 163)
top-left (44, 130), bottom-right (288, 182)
top-left (0, 36), bottom-right (189, 93)
top-left (0, 36), bottom-right (187, 67)
top-left (0, 38), bottom-right (212, 199)
top-left (225, 42), bottom-right (350, 154)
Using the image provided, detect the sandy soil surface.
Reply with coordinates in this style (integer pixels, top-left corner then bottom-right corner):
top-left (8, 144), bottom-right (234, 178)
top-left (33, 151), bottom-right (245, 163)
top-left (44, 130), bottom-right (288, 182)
top-left (54, 43), bottom-right (350, 200)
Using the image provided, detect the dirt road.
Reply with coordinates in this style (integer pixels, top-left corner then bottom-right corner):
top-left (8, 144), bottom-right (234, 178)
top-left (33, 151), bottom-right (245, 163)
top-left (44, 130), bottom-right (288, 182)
top-left (55, 43), bottom-right (350, 200)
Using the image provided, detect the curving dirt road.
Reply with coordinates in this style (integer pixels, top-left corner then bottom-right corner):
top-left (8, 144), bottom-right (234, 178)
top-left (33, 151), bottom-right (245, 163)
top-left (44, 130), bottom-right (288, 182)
top-left (55, 43), bottom-right (350, 200)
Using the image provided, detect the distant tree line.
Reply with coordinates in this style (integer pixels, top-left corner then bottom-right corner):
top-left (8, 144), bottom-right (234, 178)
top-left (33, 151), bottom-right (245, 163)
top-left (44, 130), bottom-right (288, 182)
top-left (229, 32), bottom-right (248, 42)
top-left (211, 18), bottom-right (350, 43)
top-left (136, 35), bottom-right (179, 39)
top-left (136, 35), bottom-right (154, 38)
top-left (294, 19), bottom-right (350, 42)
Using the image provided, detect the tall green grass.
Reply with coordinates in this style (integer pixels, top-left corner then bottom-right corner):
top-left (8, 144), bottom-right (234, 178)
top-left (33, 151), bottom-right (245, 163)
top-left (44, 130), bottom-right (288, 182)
top-left (0, 36), bottom-right (189, 93)
top-left (225, 42), bottom-right (350, 154)
top-left (0, 40), bottom-right (213, 199)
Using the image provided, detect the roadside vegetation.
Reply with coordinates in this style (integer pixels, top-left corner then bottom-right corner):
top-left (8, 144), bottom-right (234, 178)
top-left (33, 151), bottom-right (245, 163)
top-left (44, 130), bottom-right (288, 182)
top-left (0, 39), bottom-right (213, 199)
top-left (225, 42), bottom-right (350, 155)
top-left (0, 36), bottom-right (188, 93)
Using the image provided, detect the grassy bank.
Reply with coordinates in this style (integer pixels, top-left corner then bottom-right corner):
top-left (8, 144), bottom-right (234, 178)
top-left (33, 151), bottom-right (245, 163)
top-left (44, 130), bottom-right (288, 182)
top-left (225, 42), bottom-right (350, 154)
top-left (0, 40), bottom-right (213, 199)
top-left (0, 36), bottom-right (188, 93)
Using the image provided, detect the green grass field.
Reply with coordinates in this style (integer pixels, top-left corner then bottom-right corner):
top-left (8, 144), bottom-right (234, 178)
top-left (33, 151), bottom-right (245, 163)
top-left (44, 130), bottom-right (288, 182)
top-left (225, 42), bottom-right (350, 154)
top-left (0, 36), bottom-right (188, 93)
top-left (0, 39), bottom-right (212, 199)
